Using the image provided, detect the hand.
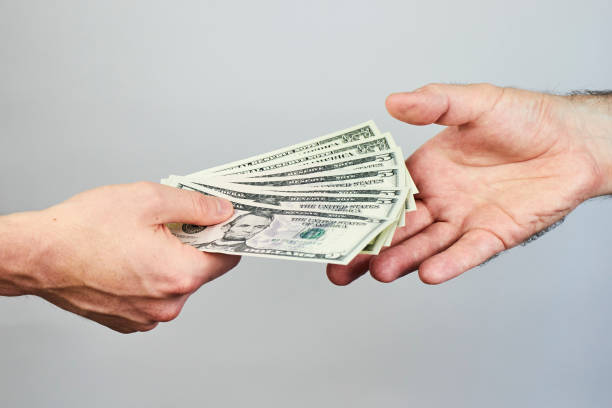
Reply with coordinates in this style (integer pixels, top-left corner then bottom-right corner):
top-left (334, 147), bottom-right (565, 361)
top-left (328, 83), bottom-right (612, 285)
top-left (0, 182), bottom-right (239, 333)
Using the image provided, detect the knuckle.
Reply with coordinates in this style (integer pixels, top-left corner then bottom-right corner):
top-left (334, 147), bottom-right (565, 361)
top-left (166, 272), bottom-right (199, 295)
top-left (190, 193), bottom-right (212, 219)
top-left (153, 305), bottom-right (182, 323)
top-left (475, 82), bottom-right (496, 91)
top-left (472, 82), bottom-right (500, 97)
top-left (135, 181), bottom-right (158, 194)
top-left (475, 82), bottom-right (503, 97)
top-left (419, 83), bottom-right (443, 94)
top-left (137, 181), bottom-right (165, 207)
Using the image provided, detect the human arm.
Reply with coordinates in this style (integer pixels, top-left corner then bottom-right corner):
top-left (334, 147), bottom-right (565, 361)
top-left (0, 182), bottom-right (239, 333)
top-left (327, 84), bottom-right (612, 285)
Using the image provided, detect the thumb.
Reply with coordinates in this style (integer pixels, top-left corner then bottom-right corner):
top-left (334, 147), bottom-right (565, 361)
top-left (385, 83), bottom-right (505, 126)
top-left (146, 183), bottom-right (234, 226)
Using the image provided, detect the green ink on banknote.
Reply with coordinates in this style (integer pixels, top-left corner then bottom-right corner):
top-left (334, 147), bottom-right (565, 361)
top-left (300, 228), bottom-right (326, 239)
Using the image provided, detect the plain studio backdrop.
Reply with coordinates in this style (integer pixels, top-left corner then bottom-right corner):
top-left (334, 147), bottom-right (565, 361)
top-left (1, 1), bottom-right (611, 407)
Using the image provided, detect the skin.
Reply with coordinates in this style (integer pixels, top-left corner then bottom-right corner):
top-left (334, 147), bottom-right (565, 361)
top-left (327, 83), bottom-right (612, 286)
top-left (0, 182), bottom-right (240, 333)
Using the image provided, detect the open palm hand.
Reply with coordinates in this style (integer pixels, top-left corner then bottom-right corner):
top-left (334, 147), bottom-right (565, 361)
top-left (328, 83), bottom-right (611, 285)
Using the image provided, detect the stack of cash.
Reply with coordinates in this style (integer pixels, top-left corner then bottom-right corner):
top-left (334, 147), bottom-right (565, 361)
top-left (161, 121), bottom-right (417, 265)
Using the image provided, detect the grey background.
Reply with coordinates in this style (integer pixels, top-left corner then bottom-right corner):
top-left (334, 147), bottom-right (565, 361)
top-left (1, 0), bottom-right (611, 406)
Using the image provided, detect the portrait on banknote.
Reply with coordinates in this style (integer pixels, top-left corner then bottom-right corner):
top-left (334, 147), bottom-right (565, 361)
top-left (198, 212), bottom-right (274, 251)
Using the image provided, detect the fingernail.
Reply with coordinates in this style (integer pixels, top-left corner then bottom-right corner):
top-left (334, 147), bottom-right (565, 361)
top-left (214, 197), bottom-right (234, 216)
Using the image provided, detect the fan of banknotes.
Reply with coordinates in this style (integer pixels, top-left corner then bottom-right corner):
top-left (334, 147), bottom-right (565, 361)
top-left (161, 121), bottom-right (417, 265)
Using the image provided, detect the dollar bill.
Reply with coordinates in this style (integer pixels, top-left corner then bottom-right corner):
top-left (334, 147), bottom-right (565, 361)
top-left (176, 178), bottom-right (407, 221)
top-left (168, 185), bottom-right (394, 264)
top-left (165, 177), bottom-right (405, 256)
top-left (197, 168), bottom-right (406, 192)
top-left (233, 148), bottom-right (404, 179)
top-left (187, 121), bottom-right (383, 177)
top-left (162, 120), bottom-right (418, 262)
top-left (163, 176), bottom-right (406, 198)
top-left (361, 219), bottom-right (399, 255)
top-left (264, 188), bottom-right (406, 196)
top-left (202, 142), bottom-right (415, 223)
top-left (194, 134), bottom-right (396, 180)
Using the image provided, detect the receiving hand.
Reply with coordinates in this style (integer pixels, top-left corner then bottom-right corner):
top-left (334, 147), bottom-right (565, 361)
top-left (328, 83), bottom-right (612, 285)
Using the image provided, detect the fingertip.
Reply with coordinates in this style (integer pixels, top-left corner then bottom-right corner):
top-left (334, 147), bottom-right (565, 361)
top-left (326, 264), bottom-right (364, 286)
top-left (385, 92), bottom-right (415, 121)
top-left (369, 255), bottom-right (399, 283)
top-left (385, 92), bottom-right (403, 114)
top-left (326, 264), bottom-right (352, 286)
top-left (385, 88), bottom-right (447, 126)
top-left (211, 252), bottom-right (241, 270)
top-left (326, 255), bottom-right (372, 286)
top-left (202, 195), bottom-right (234, 222)
top-left (418, 258), bottom-right (453, 285)
top-left (418, 268), bottom-right (445, 285)
top-left (217, 197), bottom-right (235, 216)
top-left (218, 253), bottom-right (241, 270)
top-left (191, 250), bottom-right (242, 286)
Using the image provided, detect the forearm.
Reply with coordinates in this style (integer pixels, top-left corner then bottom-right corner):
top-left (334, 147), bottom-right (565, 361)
top-left (566, 91), bottom-right (612, 197)
top-left (0, 211), bottom-right (47, 296)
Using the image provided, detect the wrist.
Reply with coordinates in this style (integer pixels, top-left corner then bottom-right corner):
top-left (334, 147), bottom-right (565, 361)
top-left (565, 93), bottom-right (612, 197)
top-left (0, 211), bottom-right (52, 296)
